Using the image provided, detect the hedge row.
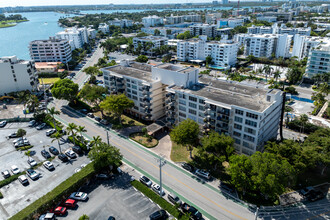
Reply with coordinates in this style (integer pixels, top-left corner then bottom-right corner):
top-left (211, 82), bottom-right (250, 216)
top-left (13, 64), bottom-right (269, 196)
top-left (131, 180), bottom-right (189, 220)
top-left (0, 171), bottom-right (27, 188)
top-left (10, 163), bottom-right (95, 220)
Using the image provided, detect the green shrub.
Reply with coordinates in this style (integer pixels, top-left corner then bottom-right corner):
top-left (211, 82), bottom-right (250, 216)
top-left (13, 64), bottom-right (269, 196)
top-left (131, 180), bottom-right (189, 220)
top-left (68, 136), bottom-right (89, 152)
top-left (284, 86), bottom-right (298, 95)
top-left (17, 145), bottom-right (34, 151)
top-left (68, 99), bottom-right (91, 111)
top-left (9, 163), bottom-right (95, 220)
top-left (0, 172), bottom-right (27, 188)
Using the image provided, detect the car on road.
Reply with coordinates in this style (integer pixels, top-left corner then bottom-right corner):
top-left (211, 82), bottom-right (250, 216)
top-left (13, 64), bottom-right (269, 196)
top-left (49, 206), bottom-right (67, 216)
top-left (0, 120), bottom-right (7, 127)
top-left (41, 150), bottom-right (51, 159)
top-left (8, 132), bottom-right (17, 138)
top-left (39, 213), bottom-right (56, 220)
top-left (139, 175), bottom-right (152, 187)
top-left (18, 175), bottom-right (29, 185)
top-left (149, 209), bottom-right (168, 220)
top-left (46, 129), bottom-right (56, 136)
top-left (28, 120), bottom-right (36, 127)
top-left (69, 192), bottom-right (88, 201)
top-left (87, 113), bottom-right (94, 118)
top-left (181, 203), bottom-right (202, 220)
top-left (94, 116), bottom-right (101, 122)
top-left (181, 162), bottom-right (194, 172)
top-left (1, 170), bottom-right (11, 178)
top-left (58, 153), bottom-right (69, 162)
top-left (11, 165), bottom-right (20, 175)
top-left (151, 183), bottom-right (165, 196)
top-left (65, 149), bottom-right (77, 159)
top-left (62, 199), bottom-right (77, 208)
top-left (43, 161), bottom-right (55, 171)
top-left (26, 169), bottom-right (39, 180)
top-left (27, 158), bottom-right (37, 167)
top-left (72, 146), bottom-right (83, 155)
top-left (168, 193), bottom-right (182, 206)
top-left (49, 146), bottom-right (59, 155)
top-left (195, 169), bottom-right (211, 180)
top-left (36, 123), bottom-right (46, 130)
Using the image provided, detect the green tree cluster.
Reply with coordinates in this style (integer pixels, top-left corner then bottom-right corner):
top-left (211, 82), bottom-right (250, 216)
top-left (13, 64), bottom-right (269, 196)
top-left (51, 79), bottom-right (79, 103)
top-left (135, 55), bottom-right (149, 63)
top-left (176, 31), bottom-right (192, 40)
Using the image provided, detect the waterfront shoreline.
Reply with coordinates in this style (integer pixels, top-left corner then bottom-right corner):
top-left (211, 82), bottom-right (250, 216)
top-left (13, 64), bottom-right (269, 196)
top-left (0, 20), bottom-right (29, 28)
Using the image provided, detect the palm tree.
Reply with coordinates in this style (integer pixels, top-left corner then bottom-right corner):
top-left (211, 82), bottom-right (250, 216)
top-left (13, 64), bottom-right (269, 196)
top-left (273, 69), bottom-right (281, 82)
top-left (318, 82), bottom-right (329, 96)
top-left (263, 65), bottom-right (273, 82)
top-left (77, 125), bottom-right (87, 143)
top-left (66, 123), bottom-right (77, 146)
top-left (48, 107), bottom-right (60, 131)
top-left (90, 135), bottom-right (102, 148)
top-left (52, 132), bottom-right (63, 153)
top-left (26, 94), bottom-right (40, 113)
top-left (299, 114), bottom-right (309, 134)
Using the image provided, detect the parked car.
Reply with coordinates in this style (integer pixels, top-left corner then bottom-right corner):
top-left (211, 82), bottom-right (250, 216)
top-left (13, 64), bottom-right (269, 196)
top-left (94, 116), bottom-right (101, 122)
top-left (62, 199), bottom-right (77, 208)
top-left (220, 182), bottom-right (235, 193)
top-left (13, 137), bottom-right (28, 145)
top-left (152, 183), bottom-right (165, 196)
top-left (26, 169), bottom-right (39, 180)
top-left (139, 175), bottom-right (152, 187)
top-left (41, 150), bottom-right (51, 159)
top-left (65, 149), bottom-right (77, 159)
top-left (28, 120), bottom-right (36, 127)
top-left (300, 186), bottom-right (314, 196)
top-left (14, 140), bottom-right (30, 148)
top-left (58, 153), bottom-right (69, 162)
top-left (8, 132), bottom-right (17, 138)
top-left (306, 190), bottom-right (325, 202)
top-left (43, 161), bottom-right (55, 170)
top-left (0, 120), bottom-right (7, 127)
top-left (49, 206), bottom-right (67, 216)
top-left (181, 162), bottom-right (194, 172)
top-left (46, 129), bottom-right (56, 136)
top-left (69, 192), bottom-right (88, 201)
top-left (18, 175), bottom-right (29, 185)
top-left (96, 173), bottom-right (112, 180)
top-left (87, 113), bottom-right (94, 118)
top-left (11, 165), bottom-right (20, 175)
top-left (72, 146), bottom-right (83, 155)
top-left (149, 209), bottom-right (168, 220)
top-left (36, 123), bottom-right (46, 130)
top-left (195, 169), bottom-right (211, 180)
top-left (1, 170), bottom-right (11, 178)
top-left (168, 193), bottom-right (182, 206)
top-left (27, 158), bottom-right (37, 167)
top-left (100, 119), bottom-right (109, 125)
top-left (80, 109), bottom-right (88, 114)
top-left (49, 146), bottom-right (59, 155)
top-left (181, 203), bottom-right (202, 220)
top-left (39, 213), bottom-right (56, 220)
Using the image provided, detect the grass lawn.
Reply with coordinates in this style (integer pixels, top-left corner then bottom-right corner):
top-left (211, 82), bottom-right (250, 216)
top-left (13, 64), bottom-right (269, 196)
top-left (0, 19), bottom-right (28, 28)
top-left (94, 111), bottom-right (145, 129)
top-left (130, 132), bottom-right (158, 148)
top-left (39, 77), bottom-right (60, 84)
top-left (170, 142), bottom-right (198, 163)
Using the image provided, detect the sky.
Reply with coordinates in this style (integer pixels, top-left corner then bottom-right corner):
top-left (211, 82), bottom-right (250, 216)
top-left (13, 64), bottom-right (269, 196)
top-left (0, 0), bottom-right (242, 7)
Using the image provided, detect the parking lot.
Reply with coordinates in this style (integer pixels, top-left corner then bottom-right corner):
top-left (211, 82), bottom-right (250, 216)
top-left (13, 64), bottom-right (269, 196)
top-left (0, 122), bottom-right (90, 219)
top-left (59, 165), bottom-right (161, 220)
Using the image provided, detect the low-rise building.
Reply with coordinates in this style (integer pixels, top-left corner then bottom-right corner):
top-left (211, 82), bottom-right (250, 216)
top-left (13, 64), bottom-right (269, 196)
top-left (0, 56), bottom-right (39, 95)
top-left (35, 62), bottom-right (64, 73)
top-left (217, 18), bottom-right (244, 28)
top-left (263, 11), bottom-right (293, 22)
top-left (108, 19), bottom-right (133, 28)
top-left (142, 15), bottom-right (164, 27)
top-left (98, 23), bottom-right (109, 34)
top-left (87, 28), bottom-right (97, 39)
top-left (256, 16), bottom-right (277, 23)
top-left (247, 25), bottom-right (273, 34)
top-left (206, 13), bottom-right (222, 24)
top-left (29, 37), bottom-right (72, 63)
top-left (183, 14), bottom-right (202, 22)
top-left (141, 27), bottom-right (189, 39)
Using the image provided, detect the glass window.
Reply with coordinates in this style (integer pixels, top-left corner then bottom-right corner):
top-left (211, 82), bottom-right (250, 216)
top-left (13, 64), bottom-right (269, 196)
top-left (244, 127), bottom-right (256, 135)
top-left (235, 109), bottom-right (244, 115)
top-left (234, 123), bottom-right (242, 130)
top-left (199, 105), bottom-right (204, 111)
top-left (243, 134), bottom-right (255, 142)
top-left (179, 106), bottom-right (186, 111)
top-left (132, 90), bottom-right (137, 95)
top-left (234, 138), bottom-right (241, 145)
top-left (246, 112), bottom-right (258, 120)
top-left (199, 99), bottom-right (205, 104)
top-left (234, 116), bottom-right (243, 123)
top-left (245, 119), bottom-right (257, 127)
top-left (132, 85), bottom-right (137, 89)
top-left (132, 96), bottom-right (137, 100)
top-left (189, 109), bottom-right (197, 115)
top-left (233, 131), bottom-right (241, 137)
top-left (189, 102), bottom-right (197, 108)
top-left (179, 112), bottom-right (186, 118)
top-left (189, 96), bottom-right (197, 102)
top-left (179, 99), bottom-right (186, 105)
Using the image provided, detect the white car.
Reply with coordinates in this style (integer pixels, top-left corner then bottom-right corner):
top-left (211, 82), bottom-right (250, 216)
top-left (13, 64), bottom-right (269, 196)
top-left (65, 149), bottom-right (77, 159)
top-left (151, 183), bottom-right (165, 196)
top-left (18, 175), bottom-right (29, 185)
top-left (13, 137), bottom-right (27, 145)
top-left (14, 139), bottom-right (30, 148)
top-left (27, 158), bottom-right (37, 167)
top-left (11, 165), bottom-right (20, 175)
top-left (195, 169), bottom-right (211, 180)
top-left (46, 129), bottom-right (56, 136)
top-left (36, 123), bottom-right (46, 130)
top-left (69, 192), bottom-right (88, 201)
top-left (0, 121), bottom-right (7, 127)
top-left (43, 161), bottom-right (55, 170)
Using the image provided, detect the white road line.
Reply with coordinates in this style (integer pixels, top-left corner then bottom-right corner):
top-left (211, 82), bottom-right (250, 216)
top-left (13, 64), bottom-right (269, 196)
top-left (122, 192), bottom-right (138, 201)
top-left (137, 205), bottom-right (153, 214)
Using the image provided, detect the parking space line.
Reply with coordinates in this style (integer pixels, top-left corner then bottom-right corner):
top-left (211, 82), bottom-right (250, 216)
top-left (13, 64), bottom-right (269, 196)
top-left (137, 205), bottom-right (156, 214)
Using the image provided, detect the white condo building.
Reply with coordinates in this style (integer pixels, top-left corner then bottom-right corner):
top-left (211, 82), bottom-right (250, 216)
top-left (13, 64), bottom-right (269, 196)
top-left (291, 35), bottom-right (330, 60)
top-left (306, 41), bottom-right (330, 78)
top-left (29, 37), bottom-right (72, 63)
top-left (102, 61), bottom-right (283, 155)
top-left (177, 36), bottom-right (238, 67)
top-left (248, 25), bottom-right (273, 34)
top-left (56, 27), bottom-right (89, 50)
top-left (133, 36), bottom-right (168, 54)
top-left (189, 24), bottom-right (217, 38)
top-left (142, 16), bottom-right (164, 27)
top-left (87, 28), bottom-right (97, 39)
top-left (109, 19), bottom-right (133, 28)
top-left (0, 56), bottom-right (39, 95)
top-left (98, 23), bottom-right (110, 34)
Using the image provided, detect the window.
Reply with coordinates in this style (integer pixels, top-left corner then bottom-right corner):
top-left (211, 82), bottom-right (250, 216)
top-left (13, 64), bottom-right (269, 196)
top-left (132, 90), bottom-right (137, 95)
top-left (233, 131), bottom-right (241, 137)
top-left (179, 112), bottom-right (186, 118)
top-left (189, 102), bottom-right (197, 108)
top-left (234, 123), bottom-right (242, 130)
top-left (132, 96), bottom-right (137, 100)
top-left (198, 112), bottom-right (204, 117)
top-left (234, 116), bottom-right (243, 123)
top-left (127, 89), bottom-right (131, 93)
top-left (179, 99), bottom-right (186, 105)
top-left (234, 138), bottom-right (241, 145)
top-left (131, 80), bottom-right (136, 84)
top-left (243, 134), bottom-right (255, 142)
top-left (179, 106), bottom-right (186, 111)
top-left (189, 109), bottom-right (197, 115)
top-left (245, 119), bottom-right (257, 127)
top-left (127, 94), bottom-right (132, 98)
top-left (246, 112), bottom-right (258, 120)
top-left (127, 83), bottom-right (131, 88)
top-left (189, 96), bottom-right (197, 102)
top-left (235, 109), bottom-right (244, 115)
top-left (244, 127), bottom-right (256, 135)
top-left (132, 85), bottom-right (137, 89)
top-left (126, 79), bottom-right (130, 82)
top-left (199, 105), bottom-right (204, 111)
top-left (243, 141), bottom-right (253, 150)
top-left (199, 99), bottom-right (205, 104)
top-left (179, 93), bottom-right (186, 99)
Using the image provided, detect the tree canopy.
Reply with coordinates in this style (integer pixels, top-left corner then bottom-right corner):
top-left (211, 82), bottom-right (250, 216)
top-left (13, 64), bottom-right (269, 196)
top-left (51, 79), bottom-right (79, 103)
top-left (88, 142), bottom-right (122, 171)
top-left (80, 84), bottom-right (107, 111)
top-left (135, 55), bottom-right (149, 63)
top-left (83, 66), bottom-right (102, 76)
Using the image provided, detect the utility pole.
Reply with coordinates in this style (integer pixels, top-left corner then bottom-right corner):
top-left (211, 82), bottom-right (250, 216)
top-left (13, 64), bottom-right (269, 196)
top-left (106, 129), bottom-right (110, 146)
top-left (156, 155), bottom-right (166, 197)
top-left (41, 78), bottom-right (48, 114)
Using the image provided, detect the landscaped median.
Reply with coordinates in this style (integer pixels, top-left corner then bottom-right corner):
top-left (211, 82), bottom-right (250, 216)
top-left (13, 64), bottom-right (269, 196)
top-left (0, 171), bottom-right (27, 189)
top-left (9, 163), bottom-right (96, 220)
top-left (131, 180), bottom-right (189, 220)
top-left (129, 132), bottom-right (158, 148)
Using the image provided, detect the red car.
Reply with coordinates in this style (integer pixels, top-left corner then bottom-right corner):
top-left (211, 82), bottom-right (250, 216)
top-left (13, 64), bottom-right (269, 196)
top-left (50, 206), bottom-right (67, 216)
top-left (62, 199), bottom-right (77, 208)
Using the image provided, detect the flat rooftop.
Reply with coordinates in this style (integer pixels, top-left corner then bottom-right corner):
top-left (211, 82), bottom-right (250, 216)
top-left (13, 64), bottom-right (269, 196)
top-left (171, 76), bottom-right (280, 112)
top-left (103, 63), bottom-right (153, 82)
top-left (155, 63), bottom-right (196, 73)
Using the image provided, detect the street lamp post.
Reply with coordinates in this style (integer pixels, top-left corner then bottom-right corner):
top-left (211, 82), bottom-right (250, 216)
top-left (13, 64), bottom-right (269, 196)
top-left (156, 155), bottom-right (166, 197)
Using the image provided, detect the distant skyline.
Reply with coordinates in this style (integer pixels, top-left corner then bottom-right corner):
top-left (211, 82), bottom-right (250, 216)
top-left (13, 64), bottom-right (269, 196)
top-left (1, 0), bottom-right (246, 8)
